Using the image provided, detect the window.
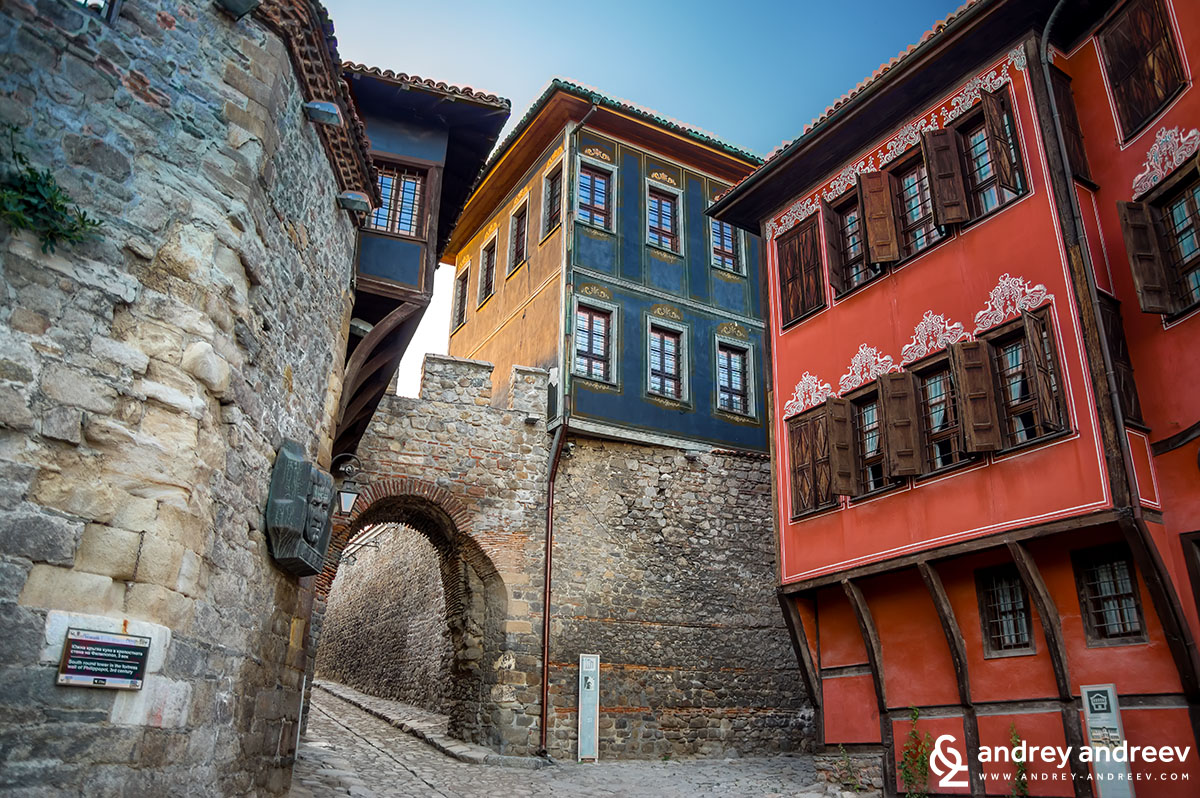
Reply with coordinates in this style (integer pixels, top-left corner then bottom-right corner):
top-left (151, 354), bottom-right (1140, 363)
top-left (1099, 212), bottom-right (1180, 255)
top-left (1119, 173), bottom-right (1200, 315)
top-left (648, 325), bottom-right (682, 399)
top-left (452, 269), bottom-right (469, 330)
top-left (579, 165), bottom-right (611, 229)
top-left (854, 393), bottom-right (887, 493)
top-left (829, 195), bottom-right (879, 293)
top-left (711, 219), bottom-right (740, 272)
top-left (544, 167), bottom-right (562, 234)
top-left (787, 408), bottom-right (834, 517)
top-left (367, 165), bottom-right (424, 237)
top-left (478, 240), bottom-right (496, 304)
top-left (717, 344), bottom-right (749, 414)
top-left (976, 565), bottom-right (1035, 656)
top-left (1073, 545), bottom-right (1146, 644)
top-left (988, 311), bottom-right (1064, 447)
top-left (1051, 67), bottom-right (1092, 183)
top-left (1098, 296), bottom-right (1144, 424)
top-left (510, 204), bottom-right (528, 271)
top-left (963, 121), bottom-right (1017, 216)
top-left (574, 305), bottom-right (611, 381)
top-left (777, 218), bottom-right (826, 325)
top-left (1099, 0), bottom-right (1185, 141)
top-left (918, 365), bottom-right (965, 471)
top-left (896, 157), bottom-right (943, 257)
top-left (647, 188), bottom-right (679, 251)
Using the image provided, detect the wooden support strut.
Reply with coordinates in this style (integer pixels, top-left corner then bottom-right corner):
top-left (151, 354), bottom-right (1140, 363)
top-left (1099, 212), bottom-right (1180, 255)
top-left (777, 590), bottom-right (823, 742)
top-left (842, 579), bottom-right (898, 798)
top-left (918, 562), bottom-right (984, 797)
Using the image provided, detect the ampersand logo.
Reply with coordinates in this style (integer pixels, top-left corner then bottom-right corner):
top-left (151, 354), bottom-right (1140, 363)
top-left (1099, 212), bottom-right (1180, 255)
top-left (930, 734), bottom-right (969, 788)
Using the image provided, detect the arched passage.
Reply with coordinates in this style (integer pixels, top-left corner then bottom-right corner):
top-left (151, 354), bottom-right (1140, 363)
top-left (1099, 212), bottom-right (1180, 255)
top-left (313, 479), bottom-right (510, 748)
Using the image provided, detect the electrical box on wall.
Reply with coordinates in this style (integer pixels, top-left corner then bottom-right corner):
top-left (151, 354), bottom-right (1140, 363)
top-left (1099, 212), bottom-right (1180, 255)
top-left (578, 653), bottom-right (599, 761)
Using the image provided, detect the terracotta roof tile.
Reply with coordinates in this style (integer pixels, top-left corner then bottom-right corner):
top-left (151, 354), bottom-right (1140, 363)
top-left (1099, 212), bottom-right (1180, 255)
top-left (342, 62), bottom-right (510, 109)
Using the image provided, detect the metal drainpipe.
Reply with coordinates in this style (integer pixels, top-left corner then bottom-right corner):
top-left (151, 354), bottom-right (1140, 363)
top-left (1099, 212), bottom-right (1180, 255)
top-left (538, 102), bottom-right (597, 756)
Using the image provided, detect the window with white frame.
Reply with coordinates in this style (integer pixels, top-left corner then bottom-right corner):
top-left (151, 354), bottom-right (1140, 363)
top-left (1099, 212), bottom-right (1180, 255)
top-left (574, 303), bottom-right (613, 381)
top-left (646, 179), bottom-right (683, 253)
top-left (716, 341), bottom-right (751, 415)
top-left (578, 163), bottom-right (613, 229)
top-left (647, 321), bottom-right (687, 400)
top-left (711, 218), bottom-right (740, 273)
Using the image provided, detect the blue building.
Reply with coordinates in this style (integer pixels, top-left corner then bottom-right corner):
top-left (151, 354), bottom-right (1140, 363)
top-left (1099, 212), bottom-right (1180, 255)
top-left (444, 80), bottom-right (766, 452)
top-left (333, 64), bottom-right (510, 457)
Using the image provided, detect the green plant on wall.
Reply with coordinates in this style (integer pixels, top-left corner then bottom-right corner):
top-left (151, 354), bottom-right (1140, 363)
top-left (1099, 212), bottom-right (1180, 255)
top-left (899, 706), bottom-right (933, 798)
top-left (1010, 723), bottom-right (1029, 798)
top-left (833, 743), bottom-right (866, 793)
top-left (1, 124), bottom-right (102, 253)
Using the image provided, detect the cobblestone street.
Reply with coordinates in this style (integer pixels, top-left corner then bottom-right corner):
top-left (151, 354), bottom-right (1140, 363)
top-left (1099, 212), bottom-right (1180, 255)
top-left (289, 688), bottom-right (829, 798)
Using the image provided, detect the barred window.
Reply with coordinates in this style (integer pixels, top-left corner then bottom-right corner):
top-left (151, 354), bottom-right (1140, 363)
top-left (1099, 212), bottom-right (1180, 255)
top-left (648, 189), bottom-right (678, 251)
top-left (839, 196), bottom-right (879, 290)
top-left (711, 219), bottom-right (739, 272)
top-left (510, 204), bottom-right (528, 270)
top-left (367, 166), bottom-right (424, 237)
top-left (717, 344), bottom-right (748, 414)
top-left (963, 120), bottom-right (1020, 216)
top-left (648, 325), bottom-right (682, 398)
top-left (854, 394), bottom-right (886, 493)
top-left (919, 367), bottom-right (964, 471)
top-left (976, 565), bottom-right (1035, 656)
top-left (1163, 179), bottom-right (1200, 307)
top-left (574, 306), bottom-right (611, 381)
top-left (452, 269), bottom-right (469, 330)
top-left (896, 159), bottom-right (942, 257)
top-left (990, 313), bottom-right (1063, 447)
top-left (579, 166), bottom-right (611, 229)
top-left (1073, 546), bottom-right (1145, 643)
top-left (544, 168), bottom-right (562, 234)
top-left (478, 241), bottom-right (496, 304)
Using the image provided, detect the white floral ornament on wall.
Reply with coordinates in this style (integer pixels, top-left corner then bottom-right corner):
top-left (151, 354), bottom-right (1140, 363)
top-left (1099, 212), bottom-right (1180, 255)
top-left (1132, 127), bottom-right (1200, 199)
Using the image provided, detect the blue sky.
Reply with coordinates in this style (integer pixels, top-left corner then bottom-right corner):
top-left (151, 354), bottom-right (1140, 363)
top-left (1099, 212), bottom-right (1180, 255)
top-left (324, 0), bottom-right (965, 393)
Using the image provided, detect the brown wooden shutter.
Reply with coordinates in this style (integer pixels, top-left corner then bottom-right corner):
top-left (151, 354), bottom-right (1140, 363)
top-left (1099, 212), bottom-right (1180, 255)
top-left (788, 417), bottom-right (811, 514)
top-left (821, 199), bottom-right (847, 296)
top-left (981, 89), bottom-right (1020, 193)
top-left (880, 371), bottom-right (921, 477)
top-left (798, 218), bottom-right (825, 316)
top-left (777, 229), bottom-right (803, 325)
top-left (1022, 311), bottom-right (1063, 431)
top-left (1117, 201), bottom-right (1174, 314)
top-left (858, 172), bottom-right (901, 263)
top-left (826, 397), bottom-right (857, 496)
top-left (812, 410), bottom-right (832, 508)
top-left (950, 341), bottom-right (1002, 453)
top-left (921, 129), bottom-right (970, 225)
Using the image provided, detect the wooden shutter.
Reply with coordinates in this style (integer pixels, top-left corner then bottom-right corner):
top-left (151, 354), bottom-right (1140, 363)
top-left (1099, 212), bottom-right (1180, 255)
top-left (858, 172), bottom-right (901, 263)
top-left (821, 199), bottom-right (847, 296)
top-left (950, 341), bottom-right (1002, 453)
top-left (921, 129), bottom-right (970, 225)
top-left (880, 371), bottom-right (921, 477)
top-left (798, 218), bottom-right (825, 316)
top-left (812, 410), bottom-right (832, 508)
top-left (826, 397), bottom-right (857, 496)
top-left (981, 89), bottom-right (1020, 193)
top-left (778, 228), bottom-right (804, 325)
top-left (788, 417), bottom-right (812, 514)
top-left (1022, 311), bottom-right (1063, 431)
top-left (1117, 201), bottom-right (1174, 314)
top-left (1050, 67), bottom-right (1092, 182)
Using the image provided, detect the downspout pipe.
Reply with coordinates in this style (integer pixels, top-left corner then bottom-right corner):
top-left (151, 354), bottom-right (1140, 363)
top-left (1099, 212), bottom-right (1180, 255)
top-left (1040, 3), bottom-right (1200, 699)
top-left (538, 102), bottom-right (597, 756)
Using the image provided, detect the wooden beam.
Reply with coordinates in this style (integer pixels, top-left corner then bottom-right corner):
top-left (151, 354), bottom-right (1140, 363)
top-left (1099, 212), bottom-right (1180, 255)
top-left (842, 579), bottom-right (897, 796)
top-left (918, 562), bottom-right (984, 797)
top-left (338, 301), bottom-right (421, 418)
top-left (1007, 541), bottom-right (1071, 701)
top-left (777, 590), bottom-right (823, 737)
top-left (781, 510), bottom-right (1121, 595)
top-left (1060, 702), bottom-right (1094, 798)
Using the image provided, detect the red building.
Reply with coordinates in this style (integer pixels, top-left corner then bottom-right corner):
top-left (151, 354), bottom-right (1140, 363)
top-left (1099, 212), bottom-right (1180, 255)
top-left (710, 0), bottom-right (1200, 794)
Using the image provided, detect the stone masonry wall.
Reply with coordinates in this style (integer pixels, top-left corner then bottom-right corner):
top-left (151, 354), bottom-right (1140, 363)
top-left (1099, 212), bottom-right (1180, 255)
top-left (315, 524), bottom-right (453, 714)
top-left (0, 2), bottom-right (357, 794)
top-left (546, 440), bottom-right (814, 759)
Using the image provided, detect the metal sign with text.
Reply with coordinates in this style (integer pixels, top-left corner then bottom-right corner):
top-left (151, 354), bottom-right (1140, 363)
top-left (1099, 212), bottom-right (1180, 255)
top-left (56, 628), bottom-right (150, 690)
top-left (578, 653), bottom-right (599, 761)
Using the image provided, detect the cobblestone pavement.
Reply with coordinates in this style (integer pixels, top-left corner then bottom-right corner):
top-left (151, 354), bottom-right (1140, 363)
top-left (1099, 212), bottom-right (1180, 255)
top-left (289, 689), bottom-right (831, 798)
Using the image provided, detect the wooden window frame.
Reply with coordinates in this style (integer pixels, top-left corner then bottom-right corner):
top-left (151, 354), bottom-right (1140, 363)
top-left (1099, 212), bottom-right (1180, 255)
top-left (893, 151), bottom-right (945, 259)
top-left (826, 192), bottom-right (883, 297)
top-left (1072, 544), bottom-right (1149, 647)
top-left (715, 337), bottom-right (754, 417)
top-left (646, 180), bottom-right (683, 255)
top-left (543, 165), bottom-right (563, 238)
top-left (573, 301), bottom-right (615, 384)
top-left (975, 564), bottom-right (1037, 658)
top-left (509, 201), bottom-right (529, 274)
top-left (787, 405), bottom-right (836, 519)
top-left (981, 309), bottom-right (1067, 451)
top-left (710, 216), bottom-right (742, 274)
top-left (1098, 0), bottom-right (1187, 143)
top-left (912, 355), bottom-right (969, 475)
top-left (848, 384), bottom-right (890, 498)
top-left (954, 96), bottom-right (1025, 221)
top-left (1119, 163), bottom-right (1200, 317)
top-left (451, 267), bottom-right (469, 332)
top-left (646, 318), bottom-right (688, 402)
top-left (366, 163), bottom-right (427, 239)
top-left (776, 217), bottom-right (827, 328)
top-left (477, 236), bottom-right (497, 307)
top-left (576, 157), bottom-right (614, 232)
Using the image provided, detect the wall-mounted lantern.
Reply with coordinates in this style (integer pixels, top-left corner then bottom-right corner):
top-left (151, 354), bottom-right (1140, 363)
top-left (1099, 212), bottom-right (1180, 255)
top-left (303, 101), bottom-right (344, 127)
top-left (332, 453), bottom-right (363, 516)
top-left (337, 191), bottom-right (372, 213)
top-left (214, 0), bottom-right (260, 21)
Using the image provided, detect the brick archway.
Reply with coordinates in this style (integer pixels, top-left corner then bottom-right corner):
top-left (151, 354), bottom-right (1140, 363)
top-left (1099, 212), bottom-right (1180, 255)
top-left (315, 476), bottom-right (510, 747)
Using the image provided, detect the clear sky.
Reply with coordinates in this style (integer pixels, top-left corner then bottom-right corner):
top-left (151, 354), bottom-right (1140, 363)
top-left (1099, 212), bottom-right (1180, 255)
top-left (324, 0), bottom-right (965, 395)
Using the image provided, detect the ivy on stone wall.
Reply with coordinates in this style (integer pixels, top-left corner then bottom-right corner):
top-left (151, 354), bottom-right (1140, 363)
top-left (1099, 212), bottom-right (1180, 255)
top-left (1, 124), bottom-right (102, 253)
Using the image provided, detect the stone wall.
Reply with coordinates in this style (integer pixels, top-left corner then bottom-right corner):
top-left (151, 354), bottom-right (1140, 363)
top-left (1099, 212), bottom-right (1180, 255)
top-left (0, 2), bottom-right (357, 794)
top-left (315, 524), bottom-right (453, 713)
top-left (313, 355), bottom-right (814, 761)
top-left (545, 440), bottom-right (814, 759)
